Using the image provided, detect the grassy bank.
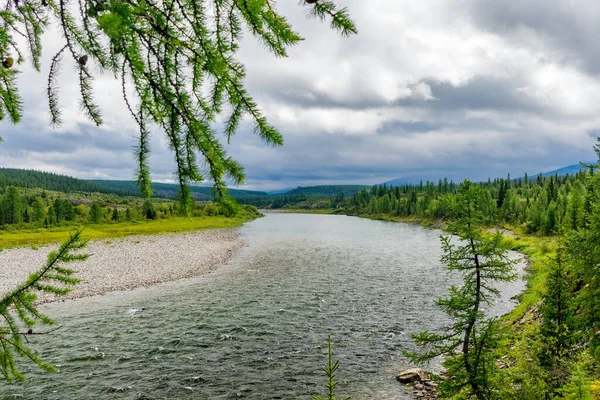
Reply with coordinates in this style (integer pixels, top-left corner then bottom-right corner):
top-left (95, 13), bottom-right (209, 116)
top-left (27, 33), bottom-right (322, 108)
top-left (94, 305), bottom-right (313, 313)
top-left (0, 214), bottom-right (257, 248)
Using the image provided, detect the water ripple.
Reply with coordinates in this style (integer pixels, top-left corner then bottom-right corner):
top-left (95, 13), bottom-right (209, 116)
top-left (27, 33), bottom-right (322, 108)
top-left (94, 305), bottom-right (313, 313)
top-left (2, 214), bottom-right (524, 399)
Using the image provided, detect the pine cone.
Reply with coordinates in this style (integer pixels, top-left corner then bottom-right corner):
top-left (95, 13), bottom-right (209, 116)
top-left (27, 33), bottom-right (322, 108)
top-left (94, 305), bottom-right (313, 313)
top-left (2, 58), bottom-right (14, 69)
top-left (78, 55), bottom-right (88, 66)
top-left (305, 0), bottom-right (318, 3)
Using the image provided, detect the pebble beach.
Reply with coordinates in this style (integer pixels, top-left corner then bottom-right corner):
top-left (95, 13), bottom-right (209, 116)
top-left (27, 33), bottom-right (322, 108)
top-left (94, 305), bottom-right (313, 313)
top-left (0, 228), bottom-right (244, 302)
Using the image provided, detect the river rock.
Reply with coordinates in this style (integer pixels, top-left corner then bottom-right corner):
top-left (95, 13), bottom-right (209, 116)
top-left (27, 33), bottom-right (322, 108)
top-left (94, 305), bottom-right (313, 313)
top-left (397, 368), bottom-right (428, 383)
top-left (424, 380), bottom-right (437, 388)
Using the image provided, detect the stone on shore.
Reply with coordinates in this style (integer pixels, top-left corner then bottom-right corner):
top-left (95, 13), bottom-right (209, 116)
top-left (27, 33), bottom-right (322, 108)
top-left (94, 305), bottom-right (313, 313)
top-left (397, 368), bottom-right (428, 383)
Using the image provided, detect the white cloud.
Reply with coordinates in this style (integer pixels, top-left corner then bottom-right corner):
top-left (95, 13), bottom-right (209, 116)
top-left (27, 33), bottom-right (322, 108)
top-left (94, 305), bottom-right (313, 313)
top-left (1, 0), bottom-right (599, 190)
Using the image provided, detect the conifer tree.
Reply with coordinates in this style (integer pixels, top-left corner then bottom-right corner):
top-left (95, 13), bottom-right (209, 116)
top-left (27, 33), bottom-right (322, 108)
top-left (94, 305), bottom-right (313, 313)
top-left (142, 199), bottom-right (157, 220)
top-left (1, 186), bottom-right (23, 224)
top-left (0, 0), bottom-right (356, 211)
top-left (567, 144), bottom-right (600, 352)
top-left (89, 202), bottom-right (103, 223)
top-left (539, 252), bottom-right (575, 389)
top-left (0, 232), bottom-right (88, 381)
top-left (406, 180), bottom-right (516, 400)
top-left (31, 197), bottom-right (46, 222)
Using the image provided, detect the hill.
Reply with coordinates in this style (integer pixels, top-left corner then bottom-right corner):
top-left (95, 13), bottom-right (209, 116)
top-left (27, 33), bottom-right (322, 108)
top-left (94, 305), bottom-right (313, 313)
top-left (383, 174), bottom-right (444, 187)
top-left (90, 180), bottom-right (267, 200)
top-left (0, 168), bottom-right (136, 196)
top-left (539, 163), bottom-right (591, 177)
top-left (384, 163), bottom-right (595, 187)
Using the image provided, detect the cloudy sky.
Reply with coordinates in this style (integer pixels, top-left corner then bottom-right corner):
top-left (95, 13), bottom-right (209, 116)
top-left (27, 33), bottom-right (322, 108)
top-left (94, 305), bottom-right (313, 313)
top-left (1, 0), bottom-right (599, 191)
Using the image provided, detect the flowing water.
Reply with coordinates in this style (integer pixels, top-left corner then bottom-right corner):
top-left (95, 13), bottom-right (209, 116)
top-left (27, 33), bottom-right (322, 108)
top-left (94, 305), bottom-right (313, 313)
top-left (1, 213), bottom-right (525, 399)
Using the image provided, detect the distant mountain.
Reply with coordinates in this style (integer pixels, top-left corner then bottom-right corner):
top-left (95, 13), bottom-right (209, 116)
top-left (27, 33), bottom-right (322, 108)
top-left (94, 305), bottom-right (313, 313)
top-left (0, 168), bottom-right (136, 196)
top-left (284, 185), bottom-right (371, 197)
top-left (538, 163), bottom-right (592, 178)
top-left (384, 175), bottom-right (442, 187)
top-left (384, 163), bottom-right (596, 188)
top-left (89, 180), bottom-right (267, 200)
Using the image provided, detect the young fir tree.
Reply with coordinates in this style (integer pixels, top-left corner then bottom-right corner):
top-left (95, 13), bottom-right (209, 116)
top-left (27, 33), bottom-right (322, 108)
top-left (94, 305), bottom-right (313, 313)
top-left (1, 186), bottom-right (23, 224)
top-left (142, 199), bottom-right (157, 220)
top-left (538, 251), bottom-right (575, 390)
top-left (405, 180), bottom-right (516, 400)
top-left (89, 202), bottom-right (103, 224)
top-left (313, 334), bottom-right (350, 400)
top-left (0, 0), bottom-right (356, 212)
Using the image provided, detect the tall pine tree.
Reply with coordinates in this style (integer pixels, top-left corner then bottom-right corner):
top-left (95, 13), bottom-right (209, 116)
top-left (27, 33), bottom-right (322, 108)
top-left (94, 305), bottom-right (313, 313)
top-left (406, 181), bottom-right (516, 399)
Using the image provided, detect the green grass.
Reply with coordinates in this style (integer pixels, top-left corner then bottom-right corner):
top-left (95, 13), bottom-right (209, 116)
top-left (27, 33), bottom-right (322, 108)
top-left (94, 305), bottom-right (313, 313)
top-left (0, 215), bottom-right (256, 248)
top-left (494, 226), bottom-right (559, 321)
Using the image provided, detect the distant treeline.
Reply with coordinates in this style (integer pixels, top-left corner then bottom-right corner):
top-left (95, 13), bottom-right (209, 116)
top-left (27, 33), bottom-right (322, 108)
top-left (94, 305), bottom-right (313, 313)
top-left (285, 185), bottom-right (370, 197)
top-left (238, 185), bottom-right (369, 208)
top-left (0, 168), bottom-right (138, 196)
top-left (0, 169), bottom-right (271, 202)
top-left (347, 169), bottom-right (593, 236)
top-left (0, 186), bottom-right (256, 230)
top-left (241, 168), bottom-right (593, 237)
top-left (91, 180), bottom-right (268, 200)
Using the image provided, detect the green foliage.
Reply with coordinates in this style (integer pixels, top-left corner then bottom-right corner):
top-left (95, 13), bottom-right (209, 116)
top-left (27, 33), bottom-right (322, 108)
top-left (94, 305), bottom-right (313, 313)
top-left (142, 199), bottom-right (157, 220)
top-left (92, 180), bottom-right (268, 200)
top-left (560, 353), bottom-right (597, 400)
top-left (405, 181), bottom-right (516, 399)
top-left (89, 202), bottom-right (104, 223)
top-left (313, 334), bottom-right (350, 400)
top-left (1, 0), bottom-right (356, 205)
top-left (539, 252), bottom-right (575, 377)
top-left (0, 168), bottom-right (135, 196)
top-left (495, 328), bottom-right (551, 400)
top-left (1, 186), bottom-right (23, 224)
top-left (0, 232), bottom-right (87, 381)
top-left (566, 162), bottom-right (600, 353)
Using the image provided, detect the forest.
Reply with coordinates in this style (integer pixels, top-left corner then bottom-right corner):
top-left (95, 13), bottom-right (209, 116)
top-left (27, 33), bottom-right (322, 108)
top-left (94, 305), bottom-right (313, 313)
top-left (344, 169), bottom-right (589, 236)
top-left (0, 168), bottom-right (136, 196)
top-left (0, 183), bottom-right (257, 232)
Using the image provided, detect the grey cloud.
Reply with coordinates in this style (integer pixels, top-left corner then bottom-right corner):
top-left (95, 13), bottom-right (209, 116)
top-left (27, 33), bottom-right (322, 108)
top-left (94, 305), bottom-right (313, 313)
top-left (469, 0), bottom-right (600, 75)
top-left (1, 1), bottom-right (600, 191)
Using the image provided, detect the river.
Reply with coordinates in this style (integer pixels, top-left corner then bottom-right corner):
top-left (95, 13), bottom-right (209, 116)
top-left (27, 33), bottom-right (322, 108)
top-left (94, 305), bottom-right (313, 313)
top-left (1, 213), bottom-right (525, 399)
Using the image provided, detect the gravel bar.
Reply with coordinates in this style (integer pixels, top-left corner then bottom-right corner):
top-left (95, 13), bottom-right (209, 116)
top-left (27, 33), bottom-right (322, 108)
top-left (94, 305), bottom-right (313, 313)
top-left (0, 228), bottom-right (244, 302)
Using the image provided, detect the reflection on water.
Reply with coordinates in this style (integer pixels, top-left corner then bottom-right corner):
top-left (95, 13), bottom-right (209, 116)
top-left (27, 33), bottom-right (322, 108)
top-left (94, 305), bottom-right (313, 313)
top-left (2, 214), bottom-right (524, 399)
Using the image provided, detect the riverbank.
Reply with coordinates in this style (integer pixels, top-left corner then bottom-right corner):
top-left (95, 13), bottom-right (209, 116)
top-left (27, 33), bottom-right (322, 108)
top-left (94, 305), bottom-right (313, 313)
top-left (0, 228), bottom-right (245, 302)
top-left (0, 214), bottom-right (257, 249)
top-left (341, 211), bottom-right (560, 399)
